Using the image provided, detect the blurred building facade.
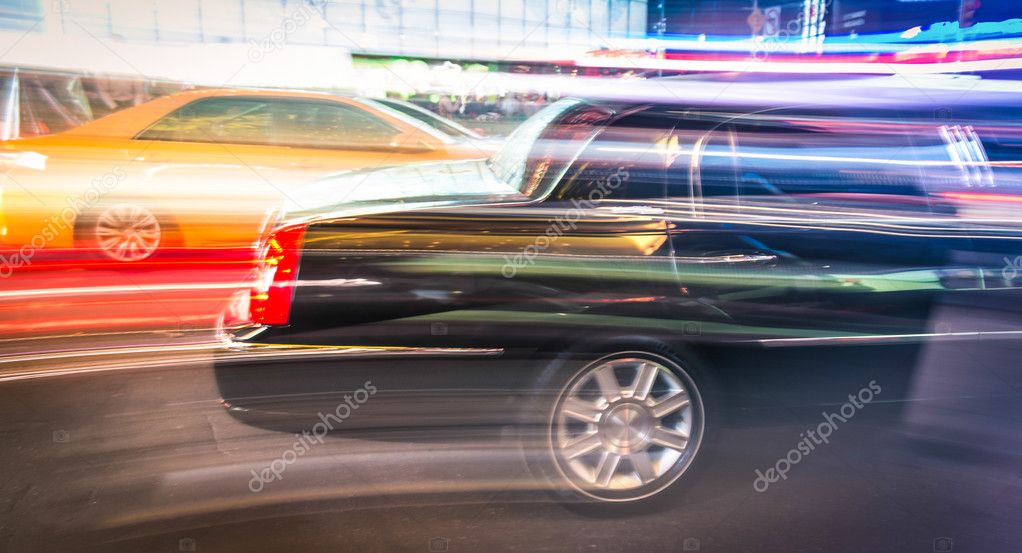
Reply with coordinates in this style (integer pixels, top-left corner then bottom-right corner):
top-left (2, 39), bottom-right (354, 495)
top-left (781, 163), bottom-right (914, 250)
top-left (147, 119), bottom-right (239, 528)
top-left (0, 0), bottom-right (648, 61)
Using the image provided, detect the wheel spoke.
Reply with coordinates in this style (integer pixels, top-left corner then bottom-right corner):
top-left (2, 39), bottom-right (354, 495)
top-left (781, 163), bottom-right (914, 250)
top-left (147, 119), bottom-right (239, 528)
top-left (92, 205), bottom-right (162, 261)
top-left (594, 451), bottom-right (621, 487)
top-left (650, 425), bottom-right (689, 451)
top-left (562, 432), bottom-right (602, 460)
top-left (561, 397), bottom-right (601, 423)
top-left (135, 214), bottom-right (158, 228)
top-left (593, 364), bottom-right (621, 403)
top-left (651, 390), bottom-right (690, 418)
top-left (628, 362), bottom-right (659, 400)
top-left (630, 451), bottom-right (657, 484)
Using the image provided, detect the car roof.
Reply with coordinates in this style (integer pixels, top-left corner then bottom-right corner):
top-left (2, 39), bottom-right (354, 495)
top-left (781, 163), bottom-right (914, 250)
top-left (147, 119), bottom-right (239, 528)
top-left (155, 87), bottom-right (350, 101)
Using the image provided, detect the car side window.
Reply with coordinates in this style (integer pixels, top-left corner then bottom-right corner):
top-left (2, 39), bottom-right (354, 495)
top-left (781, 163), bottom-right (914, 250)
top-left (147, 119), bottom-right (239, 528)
top-left (137, 98), bottom-right (275, 145)
top-left (551, 111), bottom-right (675, 202)
top-left (729, 121), bottom-right (933, 198)
top-left (653, 115), bottom-right (737, 201)
top-left (271, 101), bottom-right (402, 149)
top-left (665, 115), bottom-right (946, 206)
top-left (689, 126), bottom-right (740, 201)
top-left (137, 97), bottom-right (402, 149)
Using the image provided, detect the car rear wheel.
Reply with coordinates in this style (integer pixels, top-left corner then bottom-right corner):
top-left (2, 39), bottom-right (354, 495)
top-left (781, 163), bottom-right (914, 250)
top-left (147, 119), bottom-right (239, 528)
top-left (530, 350), bottom-right (706, 505)
top-left (78, 203), bottom-right (164, 262)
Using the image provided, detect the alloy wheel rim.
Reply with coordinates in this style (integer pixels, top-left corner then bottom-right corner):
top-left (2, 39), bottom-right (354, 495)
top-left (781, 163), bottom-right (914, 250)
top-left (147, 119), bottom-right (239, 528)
top-left (95, 204), bottom-right (162, 262)
top-left (550, 354), bottom-right (703, 501)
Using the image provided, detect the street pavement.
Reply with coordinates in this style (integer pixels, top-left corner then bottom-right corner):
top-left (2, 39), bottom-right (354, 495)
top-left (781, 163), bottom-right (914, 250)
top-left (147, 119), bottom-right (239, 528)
top-left (0, 330), bottom-right (1020, 553)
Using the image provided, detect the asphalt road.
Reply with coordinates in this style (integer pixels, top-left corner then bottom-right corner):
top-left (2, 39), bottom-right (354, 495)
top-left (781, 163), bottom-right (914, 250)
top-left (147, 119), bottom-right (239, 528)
top-left (1, 334), bottom-right (1020, 553)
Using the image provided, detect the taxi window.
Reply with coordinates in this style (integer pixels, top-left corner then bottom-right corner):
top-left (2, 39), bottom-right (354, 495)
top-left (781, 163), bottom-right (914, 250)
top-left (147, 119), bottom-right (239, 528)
top-left (137, 97), bottom-right (274, 145)
top-left (137, 97), bottom-right (401, 149)
top-left (270, 101), bottom-right (401, 149)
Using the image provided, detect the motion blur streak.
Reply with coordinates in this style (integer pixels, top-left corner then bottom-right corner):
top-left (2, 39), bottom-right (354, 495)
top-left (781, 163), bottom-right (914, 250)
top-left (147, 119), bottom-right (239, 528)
top-left (0, 346), bottom-right (502, 382)
top-left (2, 0), bottom-right (1022, 552)
top-left (941, 190), bottom-right (1022, 202)
top-left (0, 281), bottom-right (250, 299)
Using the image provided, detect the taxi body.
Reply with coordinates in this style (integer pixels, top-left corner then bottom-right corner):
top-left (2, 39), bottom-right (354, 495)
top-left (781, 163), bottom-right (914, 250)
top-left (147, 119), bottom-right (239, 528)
top-left (0, 88), bottom-right (486, 262)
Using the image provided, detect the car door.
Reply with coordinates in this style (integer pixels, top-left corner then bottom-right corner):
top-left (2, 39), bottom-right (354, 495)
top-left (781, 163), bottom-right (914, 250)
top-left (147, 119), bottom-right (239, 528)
top-left (662, 114), bottom-right (958, 339)
top-left (527, 108), bottom-right (718, 334)
top-left (283, 202), bottom-right (672, 349)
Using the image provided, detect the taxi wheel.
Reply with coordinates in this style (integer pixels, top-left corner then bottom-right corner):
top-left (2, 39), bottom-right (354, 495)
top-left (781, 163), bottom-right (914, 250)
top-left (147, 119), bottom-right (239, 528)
top-left (76, 203), bottom-right (174, 262)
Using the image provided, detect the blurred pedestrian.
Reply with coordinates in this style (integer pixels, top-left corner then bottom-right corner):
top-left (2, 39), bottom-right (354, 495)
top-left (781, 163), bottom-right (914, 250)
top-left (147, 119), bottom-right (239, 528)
top-left (499, 94), bottom-right (519, 119)
top-left (438, 95), bottom-right (458, 118)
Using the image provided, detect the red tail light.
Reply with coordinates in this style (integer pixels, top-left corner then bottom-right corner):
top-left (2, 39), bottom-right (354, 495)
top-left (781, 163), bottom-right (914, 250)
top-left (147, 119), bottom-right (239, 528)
top-left (250, 224), bottom-right (308, 325)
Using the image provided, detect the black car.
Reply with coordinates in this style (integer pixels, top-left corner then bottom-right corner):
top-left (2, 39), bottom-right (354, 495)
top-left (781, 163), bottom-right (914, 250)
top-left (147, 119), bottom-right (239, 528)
top-left (217, 88), bottom-right (1022, 506)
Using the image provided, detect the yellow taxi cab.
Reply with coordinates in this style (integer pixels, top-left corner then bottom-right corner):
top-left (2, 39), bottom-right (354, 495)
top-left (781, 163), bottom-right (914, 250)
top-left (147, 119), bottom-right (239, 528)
top-left (0, 88), bottom-right (489, 263)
